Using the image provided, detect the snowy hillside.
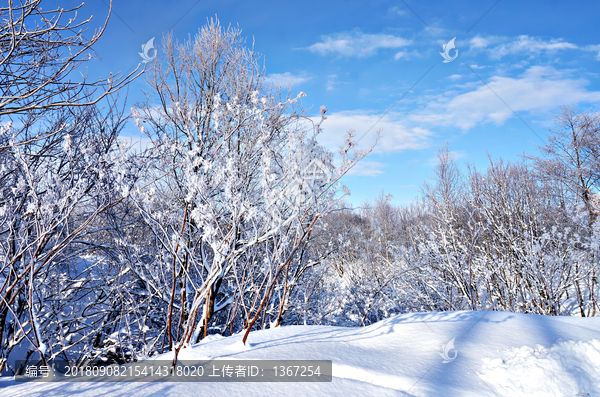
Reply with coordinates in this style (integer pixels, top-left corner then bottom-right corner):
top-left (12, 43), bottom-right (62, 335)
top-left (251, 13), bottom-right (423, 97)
top-left (1, 310), bottom-right (598, 397)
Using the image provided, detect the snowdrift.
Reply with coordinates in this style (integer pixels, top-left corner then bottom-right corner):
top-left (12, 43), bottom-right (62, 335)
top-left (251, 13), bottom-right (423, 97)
top-left (1, 310), bottom-right (599, 396)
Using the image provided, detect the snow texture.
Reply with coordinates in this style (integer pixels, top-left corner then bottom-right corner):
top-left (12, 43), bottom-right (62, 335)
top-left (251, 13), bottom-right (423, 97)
top-left (1, 310), bottom-right (598, 396)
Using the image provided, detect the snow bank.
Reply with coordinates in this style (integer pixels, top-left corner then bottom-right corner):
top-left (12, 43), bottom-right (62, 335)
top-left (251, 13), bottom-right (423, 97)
top-left (1, 310), bottom-right (598, 396)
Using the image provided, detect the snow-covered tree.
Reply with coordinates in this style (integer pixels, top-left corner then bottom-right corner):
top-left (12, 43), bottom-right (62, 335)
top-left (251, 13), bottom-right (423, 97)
top-left (0, 0), bottom-right (140, 117)
top-left (0, 1), bottom-right (141, 373)
top-left (118, 18), bottom-right (373, 361)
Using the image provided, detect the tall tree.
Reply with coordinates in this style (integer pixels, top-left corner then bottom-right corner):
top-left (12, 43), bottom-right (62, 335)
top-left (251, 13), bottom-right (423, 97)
top-left (128, 18), bottom-right (372, 360)
top-left (529, 106), bottom-right (600, 221)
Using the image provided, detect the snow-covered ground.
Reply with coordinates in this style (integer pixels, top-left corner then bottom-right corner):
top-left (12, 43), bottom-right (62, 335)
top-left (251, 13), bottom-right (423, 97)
top-left (1, 310), bottom-right (599, 396)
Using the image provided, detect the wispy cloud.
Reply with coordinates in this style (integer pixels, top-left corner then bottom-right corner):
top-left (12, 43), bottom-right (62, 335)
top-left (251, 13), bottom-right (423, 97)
top-left (492, 35), bottom-right (577, 59)
top-left (346, 161), bottom-right (388, 176)
top-left (394, 51), bottom-right (408, 60)
top-left (386, 6), bottom-right (408, 17)
top-left (585, 44), bottom-right (600, 60)
top-left (470, 35), bottom-right (578, 59)
top-left (305, 31), bottom-right (412, 58)
top-left (393, 49), bottom-right (424, 60)
top-left (411, 66), bottom-right (600, 130)
top-left (267, 72), bottom-right (311, 87)
top-left (326, 74), bottom-right (341, 91)
top-left (427, 150), bottom-right (466, 166)
top-left (315, 66), bottom-right (600, 156)
top-left (316, 110), bottom-right (433, 154)
top-left (469, 35), bottom-right (493, 49)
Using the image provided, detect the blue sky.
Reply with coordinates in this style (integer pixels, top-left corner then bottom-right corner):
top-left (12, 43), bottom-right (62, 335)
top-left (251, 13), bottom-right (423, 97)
top-left (54, 0), bottom-right (600, 206)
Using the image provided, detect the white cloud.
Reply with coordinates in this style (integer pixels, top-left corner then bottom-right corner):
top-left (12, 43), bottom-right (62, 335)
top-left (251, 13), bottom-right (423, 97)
top-left (387, 6), bottom-right (408, 17)
top-left (410, 66), bottom-right (600, 130)
top-left (305, 31), bottom-right (412, 58)
top-left (312, 67), bottom-right (600, 156)
top-left (346, 161), bottom-right (387, 176)
top-left (470, 35), bottom-right (597, 61)
top-left (267, 72), bottom-right (311, 87)
top-left (448, 74), bottom-right (463, 81)
top-left (394, 49), bottom-right (424, 60)
top-left (470, 36), bottom-right (492, 49)
top-left (326, 74), bottom-right (339, 91)
top-left (427, 150), bottom-right (466, 166)
top-left (585, 44), bottom-right (600, 60)
top-left (394, 51), bottom-right (407, 60)
top-left (316, 111), bottom-right (433, 154)
top-left (487, 35), bottom-right (577, 59)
